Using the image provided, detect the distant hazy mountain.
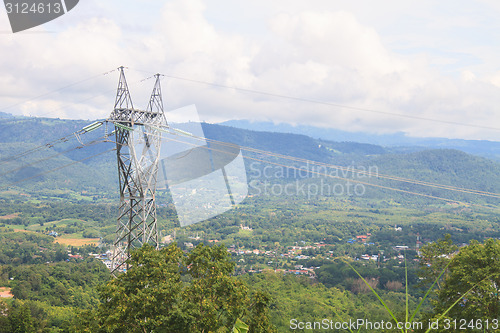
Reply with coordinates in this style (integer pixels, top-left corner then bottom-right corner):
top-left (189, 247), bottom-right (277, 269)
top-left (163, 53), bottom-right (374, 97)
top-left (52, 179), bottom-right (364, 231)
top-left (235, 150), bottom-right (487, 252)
top-left (0, 112), bottom-right (14, 119)
top-left (221, 120), bottom-right (500, 160)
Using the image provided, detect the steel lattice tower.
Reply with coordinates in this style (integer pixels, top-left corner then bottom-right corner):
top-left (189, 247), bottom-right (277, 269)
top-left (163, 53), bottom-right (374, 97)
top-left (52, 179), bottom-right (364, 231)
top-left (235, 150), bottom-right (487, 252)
top-left (109, 67), bottom-right (167, 274)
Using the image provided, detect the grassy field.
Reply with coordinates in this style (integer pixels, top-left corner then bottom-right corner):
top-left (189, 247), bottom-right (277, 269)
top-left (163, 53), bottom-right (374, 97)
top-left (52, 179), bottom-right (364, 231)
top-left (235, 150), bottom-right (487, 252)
top-left (26, 218), bottom-right (87, 232)
top-left (12, 218), bottom-right (102, 246)
top-left (0, 213), bottom-right (19, 220)
top-left (238, 229), bottom-right (253, 236)
top-left (54, 236), bottom-right (100, 246)
top-left (12, 227), bottom-right (101, 246)
top-left (13, 228), bottom-right (32, 233)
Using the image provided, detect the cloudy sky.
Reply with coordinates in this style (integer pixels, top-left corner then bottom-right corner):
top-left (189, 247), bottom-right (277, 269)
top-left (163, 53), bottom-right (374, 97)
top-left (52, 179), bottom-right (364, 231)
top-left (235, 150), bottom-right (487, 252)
top-left (1, 0), bottom-right (500, 140)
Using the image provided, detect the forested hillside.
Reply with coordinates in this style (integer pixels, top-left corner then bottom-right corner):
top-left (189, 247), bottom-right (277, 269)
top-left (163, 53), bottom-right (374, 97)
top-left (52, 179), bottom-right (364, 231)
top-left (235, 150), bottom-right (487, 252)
top-left (2, 115), bottom-right (500, 206)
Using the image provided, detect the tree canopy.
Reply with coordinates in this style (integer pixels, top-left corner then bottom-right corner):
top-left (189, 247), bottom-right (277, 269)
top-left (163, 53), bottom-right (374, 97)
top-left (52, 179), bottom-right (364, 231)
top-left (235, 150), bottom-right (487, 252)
top-left (74, 243), bottom-right (276, 333)
top-left (434, 238), bottom-right (500, 323)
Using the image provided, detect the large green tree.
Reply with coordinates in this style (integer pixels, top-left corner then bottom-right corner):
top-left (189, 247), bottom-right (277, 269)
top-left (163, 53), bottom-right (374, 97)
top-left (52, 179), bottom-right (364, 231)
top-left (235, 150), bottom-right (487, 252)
top-left (433, 238), bottom-right (500, 328)
top-left (182, 243), bottom-right (248, 332)
top-left (89, 244), bottom-right (186, 332)
top-left (418, 233), bottom-right (458, 291)
top-left (75, 243), bottom-right (275, 333)
top-left (8, 302), bottom-right (34, 333)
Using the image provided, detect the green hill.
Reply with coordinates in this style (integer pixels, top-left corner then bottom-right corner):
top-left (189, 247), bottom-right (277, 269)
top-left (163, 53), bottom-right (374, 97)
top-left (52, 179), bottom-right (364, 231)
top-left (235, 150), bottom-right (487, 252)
top-left (1, 116), bottom-right (499, 205)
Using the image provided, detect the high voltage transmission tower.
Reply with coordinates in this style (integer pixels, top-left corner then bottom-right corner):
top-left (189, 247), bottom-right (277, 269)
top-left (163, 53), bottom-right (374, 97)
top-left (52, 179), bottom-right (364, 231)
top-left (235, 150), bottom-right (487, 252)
top-left (108, 67), bottom-right (167, 274)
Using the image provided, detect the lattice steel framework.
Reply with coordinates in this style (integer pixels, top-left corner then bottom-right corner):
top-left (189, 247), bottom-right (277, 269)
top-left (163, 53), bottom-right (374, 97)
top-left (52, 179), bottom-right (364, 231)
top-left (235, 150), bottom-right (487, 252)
top-left (109, 67), bottom-right (167, 274)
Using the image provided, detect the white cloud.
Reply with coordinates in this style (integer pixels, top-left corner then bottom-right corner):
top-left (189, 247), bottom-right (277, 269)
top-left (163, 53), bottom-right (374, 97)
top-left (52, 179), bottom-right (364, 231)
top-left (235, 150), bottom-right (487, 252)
top-left (1, 0), bottom-right (500, 140)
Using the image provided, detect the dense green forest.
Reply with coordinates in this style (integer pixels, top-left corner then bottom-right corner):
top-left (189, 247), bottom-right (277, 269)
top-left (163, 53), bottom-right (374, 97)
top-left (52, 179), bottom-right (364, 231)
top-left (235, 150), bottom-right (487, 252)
top-left (0, 116), bottom-right (499, 331)
top-left (0, 195), bottom-right (497, 332)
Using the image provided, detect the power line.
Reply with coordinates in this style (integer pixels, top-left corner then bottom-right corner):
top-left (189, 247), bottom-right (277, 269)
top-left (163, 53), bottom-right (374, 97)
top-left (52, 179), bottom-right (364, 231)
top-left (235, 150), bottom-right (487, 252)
top-left (0, 148), bottom-right (115, 190)
top-left (0, 68), bottom-right (153, 123)
top-left (0, 68), bottom-right (117, 115)
top-left (3, 66), bottom-right (499, 132)
top-left (158, 128), bottom-right (500, 200)
top-left (3, 115), bottom-right (499, 205)
top-left (244, 155), bottom-right (492, 209)
top-left (135, 129), bottom-right (499, 208)
top-left (0, 121), bottom-right (107, 166)
top-left (130, 68), bottom-right (500, 132)
top-left (199, 136), bottom-right (500, 199)
top-left (0, 136), bottom-right (108, 179)
top-left (0, 69), bottom-right (166, 126)
top-left (1, 64), bottom-right (498, 206)
top-left (0, 133), bottom-right (77, 166)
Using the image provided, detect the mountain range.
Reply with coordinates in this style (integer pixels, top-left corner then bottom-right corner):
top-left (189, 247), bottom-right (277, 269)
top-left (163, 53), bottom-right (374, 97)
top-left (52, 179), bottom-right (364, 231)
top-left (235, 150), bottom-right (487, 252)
top-left (222, 120), bottom-right (500, 160)
top-left (0, 113), bottom-right (499, 206)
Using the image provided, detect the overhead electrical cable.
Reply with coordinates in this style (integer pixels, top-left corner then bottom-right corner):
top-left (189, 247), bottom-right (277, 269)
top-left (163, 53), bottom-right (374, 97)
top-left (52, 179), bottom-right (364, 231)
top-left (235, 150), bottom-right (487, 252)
top-left (0, 135), bottom-right (108, 178)
top-left (153, 127), bottom-right (500, 200)
top-left (2, 114), bottom-right (497, 208)
top-left (245, 156), bottom-right (492, 209)
top-left (0, 148), bottom-right (115, 190)
top-left (1, 64), bottom-right (498, 205)
top-left (0, 68), bottom-right (150, 124)
top-left (0, 121), bottom-right (105, 166)
top-left (157, 135), bottom-right (495, 208)
top-left (131, 128), bottom-right (500, 207)
top-left (199, 137), bottom-right (500, 199)
top-left (0, 133), bottom-right (78, 166)
top-left (130, 68), bottom-right (500, 132)
top-left (0, 69), bottom-right (117, 115)
top-left (3, 66), bottom-right (496, 177)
